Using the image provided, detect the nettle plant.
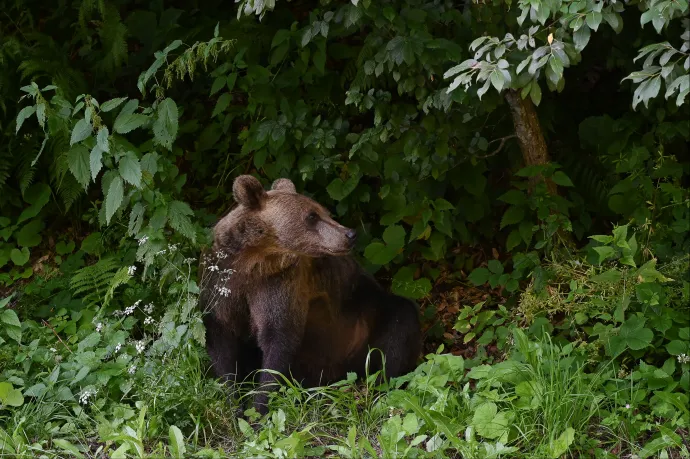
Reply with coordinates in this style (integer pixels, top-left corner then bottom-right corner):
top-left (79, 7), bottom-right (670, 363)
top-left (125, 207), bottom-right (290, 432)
top-left (12, 32), bottom-right (235, 253)
top-left (15, 83), bottom-right (200, 246)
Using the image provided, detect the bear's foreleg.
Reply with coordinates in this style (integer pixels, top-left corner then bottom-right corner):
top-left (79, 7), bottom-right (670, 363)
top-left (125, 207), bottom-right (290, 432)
top-left (366, 296), bottom-right (422, 380)
top-left (203, 313), bottom-right (243, 384)
top-left (249, 281), bottom-right (307, 415)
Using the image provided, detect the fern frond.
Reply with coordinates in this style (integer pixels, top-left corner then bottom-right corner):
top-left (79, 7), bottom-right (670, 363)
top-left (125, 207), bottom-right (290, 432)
top-left (104, 266), bottom-right (132, 307)
top-left (70, 257), bottom-right (121, 308)
top-left (95, 4), bottom-right (128, 75)
top-left (16, 151), bottom-right (36, 195)
top-left (58, 174), bottom-right (84, 211)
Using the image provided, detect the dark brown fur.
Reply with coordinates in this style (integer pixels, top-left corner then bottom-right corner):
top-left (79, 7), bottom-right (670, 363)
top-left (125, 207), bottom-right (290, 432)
top-left (199, 175), bottom-right (422, 414)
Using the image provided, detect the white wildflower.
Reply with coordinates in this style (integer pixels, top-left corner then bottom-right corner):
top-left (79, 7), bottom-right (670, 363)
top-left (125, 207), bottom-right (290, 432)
top-left (138, 236), bottom-right (149, 246)
top-left (169, 244), bottom-right (179, 252)
top-left (124, 305), bottom-right (135, 316)
top-left (625, 404), bottom-right (631, 409)
top-left (678, 353), bottom-right (690, 364)
top-left (215, 285), bottom-right (231, 297)
top-left (96, 322), bottom-right (103, 332)
top-left (128, 365), bottom-right (137, 375)
top-left (144, 303), bottom-right (154, 314)
top-left (135, 341), bottom-right (145, 354)
top-left (208, 265), bottom-right (219, 272)
top-left (115, 342), bottom-right (122, 353)
top-left (50, 348), bottom-right (57, 352)
top-left (144, 316), bottom-right (154, 325)
top-left (79, 388), bottom-right (95, 405)
top-left (127, 265), bottom-right (137, 276)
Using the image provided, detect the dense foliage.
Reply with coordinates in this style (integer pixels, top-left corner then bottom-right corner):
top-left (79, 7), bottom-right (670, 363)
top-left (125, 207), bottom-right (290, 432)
top-left (0, 0), bottom-right (688, 457)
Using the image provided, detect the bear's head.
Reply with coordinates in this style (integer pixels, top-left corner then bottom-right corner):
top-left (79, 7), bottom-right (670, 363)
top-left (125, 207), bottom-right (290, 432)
top-left (216, 175), bottom-right (357, 259)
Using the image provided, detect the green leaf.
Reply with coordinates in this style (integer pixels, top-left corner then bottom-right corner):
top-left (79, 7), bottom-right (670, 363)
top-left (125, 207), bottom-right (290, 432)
top-left (36, 102), bottom-right (46, 128)
top-left (634, 77), bottom-right (662, 110)
top-left (213, 93), bottom-right (232, 118)
top-left (490, 71), bottom-right (505, 92)
top-left (210, 76), bottom-right (226, 95)
top-left (364, 242), bottom-right (399, 265)
top-left (477, 78), bottom-right (492, 100)
top-left (271, 29), bottom-right (291, 48)
top-left (118, 153), bottom-right (142, 188)
top-left (16, 106), bottom-right (36, 134)
top-left (472, 402), bottom-right (511, 440)
top-left (618, 316), bottom-right (654, 352)
top-left (519, 221), bottom-right (534, 246)
top-left (10, 247), bottom-right (30, 266)
top-left (24, 383), bottom-right (46, 398)
top-left (549, 427), bottom-right (575, 458)
top-left (585, 11), bottom-right (602, 31)
top-left (590, 235), bottom-right (613, 244)
top-left (592, 246), bottom-right (616, 264)
top-left (530, 81), bottom-right (542, 105)
top-left (53, 439), bottom-right (84, 459)
top-left (153, 98), bottom-right (178, 151)
top-left (113, 113), bottom-right (148, 134)
top-left (506, 229), bottom-right (523, 251)
top-left (67, 145), bottom-right (91, 190)
top-left (105, 176), bottom-right (124, 224)
top-left (55, 240), bottom-right (75, 255)
top-left (433, 198), bottom-right (455, 211)
top-left (169, 425), bottom-right (186, 459)
top-left (383, 225), bottom-right (406, 249)
top-left (0, 309), bottom-right (20, 328)
top-left (168, 200), bottom-right (197, 242)
top-left (468, 267), bottom-right (490, 286)
top-left (128, 203), bottom-right (145, 236)
top-left (0, 382), bottom-right (24, 407)
top-left (500, 206), bottom-right (525, 229)
top-left (551, 171), bottom-right (574, 187)
top-left (637, 259), bottom-right (672, 283)
top-left (573, 25), bottom-right (591, 51)
top-left (96, 126), bottom-right (109, 153)
top-left (392, 266), bottom-right (432, 300)
top-left (16, 219), bottom-right (44, 247)
top-left (327, 175), bottom-right (360, 201)
top-left (498, 190), bottom-right (527, 206)
top-left (603, 12), bottom-right (622, 33)
top-left (226, 73), bottom-right (238, 91)
top-left (70, 119), bottom-right (92, 146)
top-left (90, 146), bottom-right (104, 182)
top-left (591, 269), bottom-right (622, 284)
top-left (488, 259), bottom-right (504, 274)
top-left (17, 183), bottom-right (51, 224)
top-left (666, 340), bottom-right (689, 356)
top-left (100, 97), bottom-right (128, 112)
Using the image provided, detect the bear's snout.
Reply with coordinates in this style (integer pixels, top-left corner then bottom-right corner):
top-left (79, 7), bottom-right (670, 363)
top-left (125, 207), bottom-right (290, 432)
top-left (345, 228), bottom-right (357, 247)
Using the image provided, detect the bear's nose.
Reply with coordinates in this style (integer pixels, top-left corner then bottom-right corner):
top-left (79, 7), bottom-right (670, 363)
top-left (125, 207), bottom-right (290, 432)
top-left (345, 229), bottom-right (357, 242)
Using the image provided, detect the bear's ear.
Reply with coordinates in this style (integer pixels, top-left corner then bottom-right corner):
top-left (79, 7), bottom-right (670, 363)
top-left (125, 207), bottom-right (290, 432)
top-left (271, 178), bottom-right (296, 193)
top-left (233, 175), bottom-right (267, 209)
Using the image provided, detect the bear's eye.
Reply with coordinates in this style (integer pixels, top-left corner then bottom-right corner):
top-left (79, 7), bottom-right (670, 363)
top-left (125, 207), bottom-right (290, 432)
top-left (306, 212), bottom-right (318, 223)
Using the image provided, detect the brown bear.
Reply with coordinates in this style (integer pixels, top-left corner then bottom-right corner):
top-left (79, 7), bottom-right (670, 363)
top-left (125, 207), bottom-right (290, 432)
top-left (199, 175), bottom-right (422, 414)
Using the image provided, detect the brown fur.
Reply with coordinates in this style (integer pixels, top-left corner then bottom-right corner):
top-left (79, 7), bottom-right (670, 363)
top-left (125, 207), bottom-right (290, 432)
top-left (200, 175), bottom-right (422, 414)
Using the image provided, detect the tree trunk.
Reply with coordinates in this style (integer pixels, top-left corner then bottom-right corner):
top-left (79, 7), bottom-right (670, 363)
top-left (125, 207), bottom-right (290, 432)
top-left (504, 89), bottom-right (557, 196)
